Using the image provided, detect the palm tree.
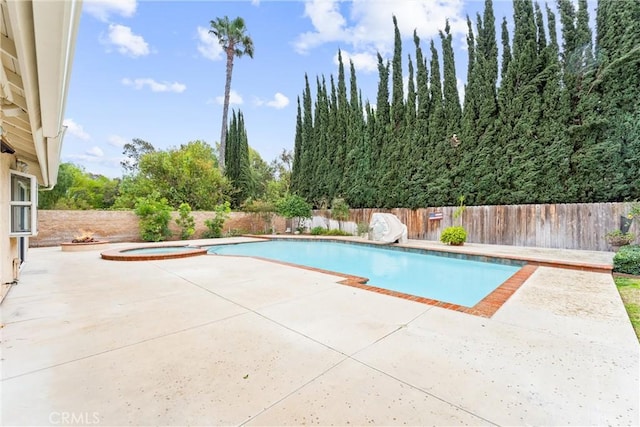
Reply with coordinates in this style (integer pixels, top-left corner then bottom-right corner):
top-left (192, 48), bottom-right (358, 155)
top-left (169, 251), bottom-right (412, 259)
top-left (209, 16), bottom-right (254, 171)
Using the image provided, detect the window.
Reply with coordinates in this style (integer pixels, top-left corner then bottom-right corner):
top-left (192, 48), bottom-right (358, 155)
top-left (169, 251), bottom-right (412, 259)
top-left (10, 171), bottom-right (37, 236)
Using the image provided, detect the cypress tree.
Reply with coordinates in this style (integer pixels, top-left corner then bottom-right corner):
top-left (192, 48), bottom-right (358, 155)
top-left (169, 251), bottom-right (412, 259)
top-left (372, 53), bottom-right (391, 206)
top-left (440, 20), bottom-right (463, 141)
top-left (311, 76), bottom-right (331, 206)
top-left (593, 0), bottom-right (640, 200)
top-left (236, 111), bottom-right (253, 203)
top-left (494, 0), bottom-right (542, 204)
top-left (409, 31), bottom-right (431, 208)
top-left (391, 15), bottom-right (405, 129)
top-left (225, 110), bottom-right (252, 207)
top-left (459, 16), bottom-right (479, 201)
top-left (437, 20), bottom-right (463, 204)
top-left (298, 74), bottom-right (314, 201)
top-left (467, 0), bottom-right (500, 205)
top-left (394, 55), bottom-right (417, 207)
top-left (335, 51), bottom-right (350, 198)
top-left (559, 0), bottom-right (605, 201)
top-left (343, 60), bottom-right (366, 206)
top-left (291, 97), bottom-right (303, 195)
top-left (500, 17), bottom-right (512, 81)
top-left (426, 40), bottom-right (446, 206)
top-left (380, 15), bottom-right (407, 207)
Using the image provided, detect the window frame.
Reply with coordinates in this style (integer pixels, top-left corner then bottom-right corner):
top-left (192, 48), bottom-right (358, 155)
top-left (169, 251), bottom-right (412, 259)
top-left (9, 170), bottom-right (38, 236)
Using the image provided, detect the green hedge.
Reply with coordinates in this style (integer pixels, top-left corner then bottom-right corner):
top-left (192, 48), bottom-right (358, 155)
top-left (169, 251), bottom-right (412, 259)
top-left (613, 245), bottom-right (640, 275)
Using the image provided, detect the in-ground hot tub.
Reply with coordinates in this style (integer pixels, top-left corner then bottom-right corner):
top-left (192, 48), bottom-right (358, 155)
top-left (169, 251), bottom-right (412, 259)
top-left (101, 245), bottom-right (207, 261)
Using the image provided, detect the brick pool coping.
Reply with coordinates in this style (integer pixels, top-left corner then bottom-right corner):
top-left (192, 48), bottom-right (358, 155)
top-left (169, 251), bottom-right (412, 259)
top-left (208, 237), bottom-right (543, 318)
top-left (232, 255), bottom-right (538, 318)
top-left (237, 235), bottom-right (614, 316)
top-left (101, 245), bottom-right (207, 261)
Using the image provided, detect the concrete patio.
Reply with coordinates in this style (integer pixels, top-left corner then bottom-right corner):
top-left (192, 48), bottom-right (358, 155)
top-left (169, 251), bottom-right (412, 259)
top-left (1, 238), bottom-right (638, 426)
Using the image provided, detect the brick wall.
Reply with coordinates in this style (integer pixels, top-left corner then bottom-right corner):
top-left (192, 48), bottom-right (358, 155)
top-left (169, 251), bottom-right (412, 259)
top-left (32, 210), bottom-right (286, 247)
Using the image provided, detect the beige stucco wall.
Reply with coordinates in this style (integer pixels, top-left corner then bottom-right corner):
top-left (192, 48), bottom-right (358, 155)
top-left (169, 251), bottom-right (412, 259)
top-left (1, 155), bottom-right (13, 286)
top-left (31, 210), bottom-right (287, 247)
top-left (1, 154), bottom-right (25, 292)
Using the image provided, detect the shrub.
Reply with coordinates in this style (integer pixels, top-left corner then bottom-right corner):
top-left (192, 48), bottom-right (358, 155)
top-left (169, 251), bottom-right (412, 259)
top-left (310, 226), bottom-right (326, 235)
top-left (440, 226), bottom-right (467, 246)
top-left (224, 228), bottom-right (247, 237)
top-left (614, 245), bottom-right (640, 275)
top-left (326, 229), bottom-right (351, 236)
top-left (606, 230), bottom-right (636, 247)
top-left (175, 202), bottom-right (195, 240)
top-left (203, 201), bottom-right (231, 238)
top-left (309, 227), bottom-right (352, 236)
top-left (134, 193), bottom-right (172, 242)
top-left (357, 221), bottom-right (370, 237)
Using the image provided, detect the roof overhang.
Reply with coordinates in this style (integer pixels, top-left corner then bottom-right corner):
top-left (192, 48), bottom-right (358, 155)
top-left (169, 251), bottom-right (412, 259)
top-left (1, 0), bottom-right (82, 187)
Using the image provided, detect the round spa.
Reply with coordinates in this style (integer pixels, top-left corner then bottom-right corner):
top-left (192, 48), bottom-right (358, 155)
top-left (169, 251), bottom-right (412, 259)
top-left (101, 245), bottom-right (207, 261)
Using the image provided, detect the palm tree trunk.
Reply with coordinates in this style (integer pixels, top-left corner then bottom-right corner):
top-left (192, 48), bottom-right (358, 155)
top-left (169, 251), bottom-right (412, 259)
top-left (219, 46), bottom-right (235, 171)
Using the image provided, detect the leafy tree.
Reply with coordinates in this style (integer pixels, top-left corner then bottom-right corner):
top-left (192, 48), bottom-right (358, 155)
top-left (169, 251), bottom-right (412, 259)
top-left (39, 163), bottom-right (120, 210)
top-left (134, 192), bottom-right (172, 242)
top-left (122, 140), bottom-right (230, 210)
top-left (175, 202), bottom-right (195, 240)
top-left (38, 163), bottom-right (81, 209)
top-left (121, 138), bottom-right (155, 175)
top-left (330, 197), bottom-right (350, 231)
top-left (276, 194), bottom-right (312, 231)
top-left (208, 16), bottom-right (254, 169)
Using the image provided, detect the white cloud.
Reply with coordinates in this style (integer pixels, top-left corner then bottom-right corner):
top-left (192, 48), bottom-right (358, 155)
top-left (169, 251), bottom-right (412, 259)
top-left (84, 0), bottom-right (137, 21)
top-left (86, 146), bottom-right (105, 157)
top-left (295, 0), bottom-right (466, 64)
top-left (122, 77), bottom-right (186, 93)
top-left (106, 24), bottom-right (149, 57)
top-left (253, 93), bottom-right (290, 109)
top-left (335, 50), bottom-right (378, 73)
top-left (63, 119), bottom-right (90, 141)
top-left (294, 0), bottom-right (348, 54)
top-left (266, 93), bottom-right (290, 109)
top-left (214, 90), bottom-right (243, 105)
top-left (197, 26), bottom-right (223, 60)
top-left (107, 135), bottom-right (128, 148)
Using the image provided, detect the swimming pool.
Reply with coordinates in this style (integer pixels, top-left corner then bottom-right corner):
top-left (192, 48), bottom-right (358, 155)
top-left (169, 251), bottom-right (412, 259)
top-left (207, 240), bottom-right (523, 307)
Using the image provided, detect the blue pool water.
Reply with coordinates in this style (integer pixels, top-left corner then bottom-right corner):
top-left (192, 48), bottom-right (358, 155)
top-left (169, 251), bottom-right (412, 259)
top-left (207, 240), bottom-right (521, 307)
top-left (124, 246), bottom-right (195, 254)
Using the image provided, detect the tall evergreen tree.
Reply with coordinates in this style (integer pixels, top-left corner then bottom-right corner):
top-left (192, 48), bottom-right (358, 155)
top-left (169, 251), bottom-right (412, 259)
top-left (592, 0), bottom-right (640, 200)
top-left (291, 97), bottom-right (304, 195)
top-left (493, 0), bottom-right (543, 204)
top-left (380, 15), bottom-right (407, 207)
top-left (409, 31), bottom-right (431, 208)
top-left (372, 53), bottom-right (391, 206)
top-left (298, 74), bottom-right (314, 201)
top-left (425, 40), bottom-right (447, 206)
top-left (335, 51), bottom-right (350, 198)
top-left (343, 60), bottom-right (366, 206)
top-left (225, 110), bottom-right (252, 207)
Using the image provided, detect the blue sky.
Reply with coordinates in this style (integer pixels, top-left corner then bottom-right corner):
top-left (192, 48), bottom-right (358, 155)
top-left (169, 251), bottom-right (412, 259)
top-left (62, 0), bottom-right (523, 178)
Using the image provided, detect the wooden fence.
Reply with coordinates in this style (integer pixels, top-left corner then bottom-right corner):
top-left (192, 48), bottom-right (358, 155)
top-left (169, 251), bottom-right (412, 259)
top-left (319, 202), bottom-right (638, 251)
